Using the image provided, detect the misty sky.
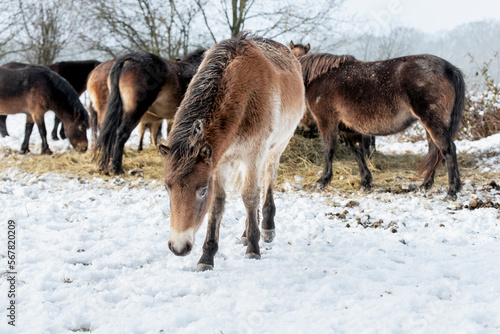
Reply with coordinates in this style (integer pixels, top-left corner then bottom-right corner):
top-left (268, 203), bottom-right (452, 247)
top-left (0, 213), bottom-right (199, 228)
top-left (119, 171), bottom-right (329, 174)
top-left (345, 0), bottom-right (500, 33)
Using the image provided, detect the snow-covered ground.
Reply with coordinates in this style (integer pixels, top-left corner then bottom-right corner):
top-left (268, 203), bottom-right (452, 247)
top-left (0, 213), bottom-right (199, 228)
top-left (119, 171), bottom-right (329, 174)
top-left (1, 113), bottom-right (499, 333)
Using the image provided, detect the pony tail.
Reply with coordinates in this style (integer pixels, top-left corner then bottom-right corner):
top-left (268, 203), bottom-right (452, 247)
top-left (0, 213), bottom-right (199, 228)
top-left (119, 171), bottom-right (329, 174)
top-left (416, 143), bottom-right (443, 177)
top-left (447, 65), bottom-right (466, 139)
top-left (93, 59), bottom-right (126, 170)
top-left (417, 64), bottom-right (465, 178)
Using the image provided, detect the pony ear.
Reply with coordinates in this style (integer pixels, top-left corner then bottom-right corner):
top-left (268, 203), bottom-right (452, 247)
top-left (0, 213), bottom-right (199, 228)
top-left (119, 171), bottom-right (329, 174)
top-left (290, 41), bottom-right (295, 49)
top-left (305, 44), bottom-right (310, 53)
top-left (159, 144), bottom-right (170, 156)
top-left (190, 119), bottom-right (205, 147)
top-left (199, 142), bottom-right (212, 165)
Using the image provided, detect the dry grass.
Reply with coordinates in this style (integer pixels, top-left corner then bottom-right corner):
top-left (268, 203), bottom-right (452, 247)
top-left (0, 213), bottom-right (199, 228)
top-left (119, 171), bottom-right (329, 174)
top-left (1, 134), bottom-right (497, 193)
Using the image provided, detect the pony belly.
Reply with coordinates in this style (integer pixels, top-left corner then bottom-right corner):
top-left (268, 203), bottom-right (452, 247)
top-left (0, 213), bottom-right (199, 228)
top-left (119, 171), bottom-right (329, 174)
top-left (342, 106), bottom-right (418, 136)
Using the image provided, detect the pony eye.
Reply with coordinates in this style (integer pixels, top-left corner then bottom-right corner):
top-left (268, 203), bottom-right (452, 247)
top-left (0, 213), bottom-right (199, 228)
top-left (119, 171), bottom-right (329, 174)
top-left (198, 187), bottom-right (207, 198)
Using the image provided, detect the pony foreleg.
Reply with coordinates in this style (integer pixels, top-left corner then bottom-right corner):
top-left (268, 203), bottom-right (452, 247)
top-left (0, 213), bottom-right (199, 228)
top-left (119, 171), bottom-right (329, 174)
top-left (197, 174), bottom-right (226, 271)
top-left (150, 120), bottom-right (162, 147)
top-left (35, 116), bottom-right (52, 155)
top-left (317, 129), bottom-right (339, 188)
top-left (0, 115), bottom-right (9, 137)
top-left (343, 132), bottom-right (373, 190)
top-left (51, 116), bottom-right (64, 140)
top-left (20, 116), bottom-right (35, 154)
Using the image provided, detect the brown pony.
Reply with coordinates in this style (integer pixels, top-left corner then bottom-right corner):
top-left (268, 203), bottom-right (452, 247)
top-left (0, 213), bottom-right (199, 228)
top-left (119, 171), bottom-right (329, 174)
top-left (87, 59), bottom-right (163, 151)
top-left (0, 65), bottom-right (89, 154)
top-left (0, 60), bottom-right (100, 139)
top-left (290, 41), bottom-right (317, 136)
top-left (160, 33), bottom-right (305, 270)
top-left (93, 49), bottom-right (205, 174)
top-left (299, 53), bottom-right (465, 199)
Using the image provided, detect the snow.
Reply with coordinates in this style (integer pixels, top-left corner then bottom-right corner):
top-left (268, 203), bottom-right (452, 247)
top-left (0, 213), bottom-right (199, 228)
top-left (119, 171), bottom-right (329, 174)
top-left (1, 113), bottom-right (499, 333)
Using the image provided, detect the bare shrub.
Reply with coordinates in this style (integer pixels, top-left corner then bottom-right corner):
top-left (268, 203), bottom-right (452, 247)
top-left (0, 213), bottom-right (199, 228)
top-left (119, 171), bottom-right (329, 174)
top-left (459, 53), bottom-right (500, 140)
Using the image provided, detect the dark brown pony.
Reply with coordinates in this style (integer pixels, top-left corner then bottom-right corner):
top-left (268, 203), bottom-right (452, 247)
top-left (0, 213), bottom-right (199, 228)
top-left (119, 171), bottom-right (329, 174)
top-left (290, 43), bottom-right (376, 152)
top-left (0, 65), bottom-right (89, 153)
top-left (0, 60), bottom-right (100, 139)
top-left (299, 53), bottom-right (465, 199)
top-left (87, 59), bottom-right (163, 151)
top-left (160, 33), bottom-right (305, 270)
top-left (93, 49), bottom-right (205, 174)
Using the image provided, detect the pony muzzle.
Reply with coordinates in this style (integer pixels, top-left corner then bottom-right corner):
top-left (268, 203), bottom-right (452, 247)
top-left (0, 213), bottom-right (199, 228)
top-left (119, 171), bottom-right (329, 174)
top-left (168, 229), bottom-right (195, 257)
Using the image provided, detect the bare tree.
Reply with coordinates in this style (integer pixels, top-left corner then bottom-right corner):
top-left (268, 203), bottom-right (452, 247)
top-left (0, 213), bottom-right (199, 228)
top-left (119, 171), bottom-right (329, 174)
top-left (16, 0), bottom-right (78, 64)
top-left (0, 1), bottom-right (21, 61)
top-left (195, 0), bottom-right (346, 44)
top-left (82, 0), bottom-right (200, 59)
top-left (353, 26), bottom-right (423, 61)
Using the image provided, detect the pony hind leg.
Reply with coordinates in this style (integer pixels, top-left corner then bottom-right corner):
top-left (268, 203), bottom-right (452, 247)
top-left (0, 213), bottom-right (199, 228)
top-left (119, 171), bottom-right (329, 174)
top-left (241, 156), bottom-right (264, 259)
top-left (197, 167), bottom-right (228, 271)
top-left (260, 147), bottom-right (286, 243)
top-left (420, 127), bottom-right (461, 199)
top-left (111, 112), bottom-right (143, 174)
top-left (420, 139), bottom-right (438, 190)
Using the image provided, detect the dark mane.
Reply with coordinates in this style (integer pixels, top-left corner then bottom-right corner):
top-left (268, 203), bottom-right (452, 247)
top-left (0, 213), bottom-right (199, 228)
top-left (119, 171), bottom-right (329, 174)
top-left (181, 48), bottom-right (206, 62)
top-left (167, 32), bottom-right (255, 177)
top-left (42, 66), bottom-right (89, 127)
top-left (298, 53), bottom-right (356, 85)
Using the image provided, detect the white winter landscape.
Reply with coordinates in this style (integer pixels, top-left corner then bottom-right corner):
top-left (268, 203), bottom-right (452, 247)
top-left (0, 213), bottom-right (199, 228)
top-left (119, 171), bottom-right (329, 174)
top-left (1, 113), bottom-right (499, 333)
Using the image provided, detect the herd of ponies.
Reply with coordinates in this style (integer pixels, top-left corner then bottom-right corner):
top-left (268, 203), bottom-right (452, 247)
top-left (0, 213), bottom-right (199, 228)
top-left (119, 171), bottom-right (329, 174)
top-left (0, 32), bottom-right (466, 270)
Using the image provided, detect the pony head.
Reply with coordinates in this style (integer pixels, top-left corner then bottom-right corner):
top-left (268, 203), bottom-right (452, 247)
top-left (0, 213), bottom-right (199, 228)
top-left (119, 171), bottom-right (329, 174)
top-left (160, 119), bottom-right (214, 256)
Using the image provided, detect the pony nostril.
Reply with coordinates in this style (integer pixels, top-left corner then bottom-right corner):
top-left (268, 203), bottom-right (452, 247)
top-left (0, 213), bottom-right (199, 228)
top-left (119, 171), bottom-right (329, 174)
top-left (185, 243), bottom-right (192, 254)
top-left (168, 241), bottom-right (173, 252)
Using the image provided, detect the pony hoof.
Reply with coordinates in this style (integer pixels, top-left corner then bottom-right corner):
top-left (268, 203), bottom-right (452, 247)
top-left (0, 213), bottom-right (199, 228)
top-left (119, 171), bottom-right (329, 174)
top-left (239, 237), bottom-right (248, 246)
top-left (261, 229), bottom-right (275, 243)
top-left (111, 168), bottom-right (125, 175)
top-left (444, 193), bottom-right (457, 202)
top-left (314, 182), bottom-right (327, 191)
top-left (20, 149), bottom-right (29, 154)
top-left (245, 253), bottom-right (261, 260)
top-left (42, 149), bottom-right (53, 155)
top-left (196, 263), bottom-right (214, 272)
